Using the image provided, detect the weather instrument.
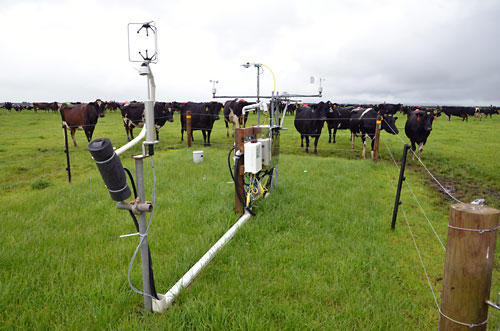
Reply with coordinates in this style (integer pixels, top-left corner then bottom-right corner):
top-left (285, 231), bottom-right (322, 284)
top-left (88, 21), bottom-right (160, 312)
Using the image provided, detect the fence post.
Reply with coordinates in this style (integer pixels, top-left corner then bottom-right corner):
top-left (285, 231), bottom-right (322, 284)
top-left (391, 144), bottom-right (410, 229)
top-left (373, 113), bottom-right (382, 162)
top-left (234, 128), bottom-right (245, 215)
top-left (439, 203), bottom-right (499, 330)
top-left (63, 125), bottom-right (71, 183)
top-left (186, 111), bottom-right (192, 148)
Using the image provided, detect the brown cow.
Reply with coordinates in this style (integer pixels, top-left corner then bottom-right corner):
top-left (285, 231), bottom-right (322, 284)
top-left (60, 99), bottom-right (105, 146)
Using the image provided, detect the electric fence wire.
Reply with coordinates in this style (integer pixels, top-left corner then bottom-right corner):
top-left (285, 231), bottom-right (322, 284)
top-left (380, 155), bottom-right (490, 328)
top-left (382, 118), bottom-right (463, 204)
top-left (126, 155), bottom-right (157, 300)
top-left (383, 140), bottom-right (446, 251)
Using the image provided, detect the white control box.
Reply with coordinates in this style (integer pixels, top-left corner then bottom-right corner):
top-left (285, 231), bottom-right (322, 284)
top-left (258, 138), bottom-right (272, 166)
top-left (244, 142), bottom-right (262, 174)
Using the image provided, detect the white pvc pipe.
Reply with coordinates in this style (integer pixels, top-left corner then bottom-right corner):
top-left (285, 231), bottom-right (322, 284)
top-left (152, 211), bottom-right (252, 312)
top-left (115, 125), bottom-right (147, 156)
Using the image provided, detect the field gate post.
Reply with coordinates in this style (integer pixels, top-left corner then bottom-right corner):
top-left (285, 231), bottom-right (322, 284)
top-left (373, 113), bottom-right (382, 162)
top-left (439, 203), bottom-right (499, 330)
top-left (186, 111), bottom-right (192, 148)
top-left (234, 128), bottom-right (245, 215)
top-left (62, 125), bottom-right (71, 183)
top-left (391, 144), bottom-right (409, 229)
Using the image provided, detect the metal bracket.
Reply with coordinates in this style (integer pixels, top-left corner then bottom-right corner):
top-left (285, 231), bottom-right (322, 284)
top-left (117, 200), bottom-right (152, 214)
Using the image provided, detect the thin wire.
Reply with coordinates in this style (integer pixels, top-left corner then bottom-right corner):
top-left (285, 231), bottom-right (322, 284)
top-left (382, 118), bottom-right (463, 204)
top-left (383, 140), bottom-right (446, 251)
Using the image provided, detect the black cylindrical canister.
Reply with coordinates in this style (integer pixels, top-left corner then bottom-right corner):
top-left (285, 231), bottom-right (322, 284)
top-left (88, 138), bottom-right (131, 201)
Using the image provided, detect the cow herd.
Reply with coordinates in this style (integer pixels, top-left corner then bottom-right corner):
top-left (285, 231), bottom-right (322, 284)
top-left (2, 100), bottom-right (498, 160)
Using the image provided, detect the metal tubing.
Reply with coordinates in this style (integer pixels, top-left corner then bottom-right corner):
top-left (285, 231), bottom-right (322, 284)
top-left (63, 126), bottom-right (71, 183)
top-left (135, 157), bottom-right (153, 311)
top-left (115, 126), bottom-right (147, 156)
top-left (152, 211), bottom-right (252, 312)
top-left (391, 144), bottom-right (410, 229)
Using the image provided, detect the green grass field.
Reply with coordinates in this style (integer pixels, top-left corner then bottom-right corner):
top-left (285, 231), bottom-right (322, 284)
top-left (1, 109), bottom-right (499, 329)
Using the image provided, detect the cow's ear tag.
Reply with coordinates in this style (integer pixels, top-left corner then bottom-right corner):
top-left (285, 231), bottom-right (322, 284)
top-left (205, 106), bottom-right (208, 112)
top-left (434, 116), bottom-right (438, 121)
top-left (417, 115), bottom-right (421, 121)
top-left (65, 102), bottom-right (70, 105)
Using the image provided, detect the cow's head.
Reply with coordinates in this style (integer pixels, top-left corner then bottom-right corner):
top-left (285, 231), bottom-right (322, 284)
top-left (207, 102), bottom-right (221, 120)
top-left (423, 111), bottom-right (434, 132)
top-left (159, 102), bottom-right (174, 122)
top-left (382, 115), bottom-right (399, 135)
top-left (93, 99), bottom-right (106, 117)
top-left (315, 101), bottom-right (329, 121)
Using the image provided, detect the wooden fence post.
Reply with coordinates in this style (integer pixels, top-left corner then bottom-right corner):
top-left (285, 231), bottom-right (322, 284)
top-left (439, 203), bottom-right (499, 330)
top-left (373, 113), bottom-right (381, 162)
top-left (186, 111), bottom-right (192, 148)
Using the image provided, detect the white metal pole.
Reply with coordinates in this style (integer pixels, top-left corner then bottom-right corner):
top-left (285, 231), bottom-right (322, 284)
top-left (152, 211), bottom-right (252, 312)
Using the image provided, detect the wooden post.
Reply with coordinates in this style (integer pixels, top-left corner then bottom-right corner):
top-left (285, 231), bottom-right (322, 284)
top-left (439, 203), bottom-right (499, 330)
top-left (186, 111), bottom-right (192, 148)
top-left (373, 113), bottom-right (381, 162)
top-left (234, 128), bottom-right (245, 215)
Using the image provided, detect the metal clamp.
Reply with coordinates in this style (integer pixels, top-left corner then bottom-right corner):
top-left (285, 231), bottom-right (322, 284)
top-left (117, 200), bottom-right (153, 214)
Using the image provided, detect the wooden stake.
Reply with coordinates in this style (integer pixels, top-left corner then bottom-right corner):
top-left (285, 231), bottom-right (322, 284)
top-left (186, 111), bottom-right (192, 148)
top-left (439, 203), bottom-right (499, 330)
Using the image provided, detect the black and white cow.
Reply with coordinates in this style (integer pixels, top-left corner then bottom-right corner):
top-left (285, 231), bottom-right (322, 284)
top-left (326, 104), bottom-right (353, 143)
top-left (349, 107), bottom-right (399, 159)
top-left (294, 102), bottom-right (328, 154)
top-left (120, 102), bottom-right (174, 141)
top-left (405, 109), bottom-right (435, 160)
top-left (223, 99), bottom-right (252, 137)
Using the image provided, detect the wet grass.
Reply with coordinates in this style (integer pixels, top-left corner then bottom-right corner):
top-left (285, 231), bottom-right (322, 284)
top-left (0, 108), bottom-right (499, 329)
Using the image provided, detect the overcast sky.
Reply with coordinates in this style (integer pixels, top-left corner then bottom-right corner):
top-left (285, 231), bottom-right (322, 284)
top-left (1, 0), bottom-right (499, 106)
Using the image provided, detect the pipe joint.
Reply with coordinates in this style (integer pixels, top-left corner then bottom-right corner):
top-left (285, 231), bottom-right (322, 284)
top-left (117, 200), bottom-right (153, 214)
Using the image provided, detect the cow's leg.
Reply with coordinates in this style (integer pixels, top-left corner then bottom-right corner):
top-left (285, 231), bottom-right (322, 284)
top-left (370, 137), bottom-right (375, 159)
top-left (181, 128), bottom-right (184, 141)
top-left (300, 134), bottom-right (304, 148)
top-left (130, 128), bottom-right (134, 140)
top-left (351, 132), bottom-right (355, 150)
top-left (84, 129), bottom-right (93, 143)
top-left (328, 127), bottom-right (332, 143)
top-left (202, 130), bottom-right (208, 146)
top-left (411, 141), bottom-right (417, 161)
top-left (70, 128), bottom-right (78, 146)
top-left (361, 136), bottom-right (366, 159)
top-left (305, 136), bottom-right (309, 153)
top-left (447, 115), bottom-right (451, 121)
top-left (225, 120), bottom-right (229, 138)
top-left (206, 130), bottom-right (212, 146)
top-left (418, 143), bottom-right (424, 159)
top-left (313, 134), bottom-right (320, 154)
top-left (156, 128), bottom-right (159, 141)
top-left (333, 128), bottom-right (338, 144)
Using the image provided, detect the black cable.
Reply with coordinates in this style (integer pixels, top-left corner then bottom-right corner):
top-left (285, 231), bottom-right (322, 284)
top-left (123, 167), bottom-right (137, 199)
top-left (234, 156), bottom-right (255, 216)
top-left (227, 146), bottom-right (235, 182)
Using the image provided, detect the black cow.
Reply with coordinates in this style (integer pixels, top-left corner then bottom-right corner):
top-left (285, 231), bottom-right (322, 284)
top-left (4, 102), bottom-right (13, 112)
top-left (223, 99), bottom-right (252, 137)
top-left (478, 106), bottom-right (499, 119)
top-left (405, 109), bottom-right (435, 160)
top-left (120, 102), bottom-right (174, 141)
top-left (106, 101), bottom-right (121, 112)
top-left (175, 102), bottom-right (222, 146)
top-left (60, 99), bottom-right (105, 146)
top-left (376, 103), bottom-right (402, 116)
top-left (294, 102), bottom-right (328, 154)
top-left (441, 106), bottom-right (475, 121)
top-left (349, 107), bottom-right (399, 159)
top-left (326, 104), bottom-right (353, 143)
